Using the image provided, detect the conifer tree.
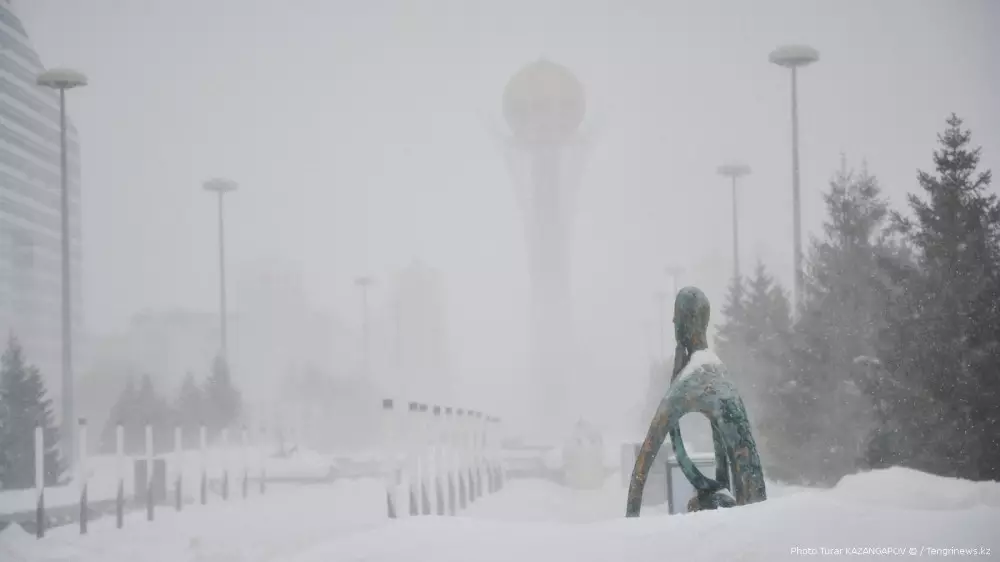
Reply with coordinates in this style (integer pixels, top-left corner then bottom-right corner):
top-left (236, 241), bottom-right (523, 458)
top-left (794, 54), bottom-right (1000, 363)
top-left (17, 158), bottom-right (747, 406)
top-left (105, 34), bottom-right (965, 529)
top-left (713, 262), bottom-right (794, 479)
top-left (886, 114), bottom-right (1000, 479)
top-left (205, 355), bottom-right (242, 438)
top-left (785, 159), bottom-right (895, 483)
top-left (0, 336), bottom-right (63, 489)
top-left (716, 273), bottom-right (748, 355)
top-left (100, 375), bottom-right (138, 454)
top-left (101, 374), bottom-right (174, 454)
top-left (0, 383), bottom-right (7, 485)
top-left (137, 374), bottom-right (174, 454)
top-left (174, 372), bottom-right (205, 447)
top-left (734, 263), bottom-right (794, 479)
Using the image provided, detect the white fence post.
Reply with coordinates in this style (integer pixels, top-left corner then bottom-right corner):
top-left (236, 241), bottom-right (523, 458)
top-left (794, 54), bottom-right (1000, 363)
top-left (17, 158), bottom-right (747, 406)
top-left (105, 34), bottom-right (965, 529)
top-left (145, 424), bottom-right (154, 521)
top-left (432, 405), bottom-right (444, 514)
top-left (474, 412), bottom-right (486, 497)
top-left (174, 426), bottom-right (183, 511)
top-left (494, 417), bottom-right (505, 490)
top-left (417, 404), bottom-right (431, 515)
top-left (456, 409), bottom-right (468, 507)
top-left (468, 411), bottom-right (480, 501)
top-left (381, 398), bottom-right (397, 518)
top-left (115, 423), bottom-right (124, 528)
top-left (258, 425), bottom-right (267, 495)
top-left (481, 414), bottom-right (491, 493)
top-left (221, 428), bottom-right (230, 501)
top-left (199, 425), bottom-right (208, 505)
top-left (79, 418), bottom-right (88, 534)
top-left (34, 425), bottom-right (45, 538)
top-left (407, 402), bottom-right (419, 516)
top-left (443, 407), bottom-right (455, 515)
top-left (241, 425), bottom-right (249, 499)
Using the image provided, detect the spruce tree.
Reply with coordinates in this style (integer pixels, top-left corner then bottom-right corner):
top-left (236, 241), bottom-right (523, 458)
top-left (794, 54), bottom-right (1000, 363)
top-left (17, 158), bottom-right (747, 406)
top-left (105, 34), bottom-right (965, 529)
top-left (715, 274), bottom-right (749, 361)
top-left (174, 372), bottom-right (205, 447)
top-left (137, 374), bottom-right (174, 454)
top-left (100, 374), bottom-right (174, 454)
top-left (0, 371), bottom-right (8, 486)
top-left (743, 263), bottom-right (792, 358)
top-left (205, 355), bottom-right (242, 438)
top-left (733, 263), bottom-right (794, 480)
top-left (0, 336), bottom-right (63, 489)
top-left (786, 159), bottom-right (895, 483)
top-left (101, 376), bottom-right (137, 453)
top-left (713, 262), bottom-right (795, 479)
top-left (888, 114), bottom-right (1000, 479)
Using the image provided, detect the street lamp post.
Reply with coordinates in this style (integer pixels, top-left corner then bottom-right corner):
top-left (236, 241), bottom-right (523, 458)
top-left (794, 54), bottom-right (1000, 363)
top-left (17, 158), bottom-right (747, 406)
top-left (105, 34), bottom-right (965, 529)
top-left (203, 178), bottom-right (238, 362)
top-left (769, 44), bottom-right (819, 311)
top-left (355, 276), bottom-right (374, 377)
top-left (37, 68), bottom-right (88, 467)
top-left (716, 163), bottom-right (751, 280)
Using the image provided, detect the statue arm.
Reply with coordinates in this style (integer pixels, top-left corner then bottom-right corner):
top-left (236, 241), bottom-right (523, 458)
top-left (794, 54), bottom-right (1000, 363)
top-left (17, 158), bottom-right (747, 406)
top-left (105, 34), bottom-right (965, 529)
top-left (625, 395), bottom-right (676, 517)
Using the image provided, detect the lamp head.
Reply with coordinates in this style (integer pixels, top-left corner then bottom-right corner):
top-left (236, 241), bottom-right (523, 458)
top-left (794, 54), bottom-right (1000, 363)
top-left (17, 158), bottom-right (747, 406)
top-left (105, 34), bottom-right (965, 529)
top-left (37, 68), bottom-right (88, 90)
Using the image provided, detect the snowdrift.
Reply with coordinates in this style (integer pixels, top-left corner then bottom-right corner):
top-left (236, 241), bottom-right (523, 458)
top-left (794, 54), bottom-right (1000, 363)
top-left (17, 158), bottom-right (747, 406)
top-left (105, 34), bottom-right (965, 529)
top-left (1, 467), bottom-right (996, 562)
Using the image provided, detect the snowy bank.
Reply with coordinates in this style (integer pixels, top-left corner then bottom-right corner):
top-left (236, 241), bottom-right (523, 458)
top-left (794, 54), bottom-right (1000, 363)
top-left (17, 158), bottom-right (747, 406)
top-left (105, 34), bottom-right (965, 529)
top-left (0, 467), bottom-right (996, 562)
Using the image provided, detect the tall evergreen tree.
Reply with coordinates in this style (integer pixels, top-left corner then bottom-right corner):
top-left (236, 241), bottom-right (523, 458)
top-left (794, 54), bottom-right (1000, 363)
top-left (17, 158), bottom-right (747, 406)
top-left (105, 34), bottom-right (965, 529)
top-left (715, 263), bottom-right (792, 398)
top-left (886, 114), bottom-right (1000, 479)
top-left (100, 374), bottom-right (174, 454)
top-left (713, 262), bottom-right (794, 480)
top-left (137, 374), bottom-right (174, 454)
top-left (738, 263), bottom-right (794, 480)
top-left (0, 355), bottom-right (9, 487)
top-left (205, 355), bottom-right (242, 438)
top-left (744, 263), bottom-right (793, 365)
top-left (174, 372), bottom-right (205, 447)
top-left (100, 375), bottom-right (138, 454)
top-left (785, 159), bottom-right (895, 483)
top-left (0, 336), bottom-right (63, 489)
top-left (716, 273), bottom-right (748, 355)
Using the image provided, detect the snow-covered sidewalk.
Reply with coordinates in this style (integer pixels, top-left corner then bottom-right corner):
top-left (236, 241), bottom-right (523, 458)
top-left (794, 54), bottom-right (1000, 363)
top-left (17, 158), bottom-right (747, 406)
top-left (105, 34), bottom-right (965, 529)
top-left (0, 479), bottom-right (388, 562)
top-left (2, 467), bottom-right (997, 562)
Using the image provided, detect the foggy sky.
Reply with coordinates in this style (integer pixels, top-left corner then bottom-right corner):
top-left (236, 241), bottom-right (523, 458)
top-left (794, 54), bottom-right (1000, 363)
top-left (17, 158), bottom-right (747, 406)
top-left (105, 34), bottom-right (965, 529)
top-left (18, 0), bottom-right (1000, 421)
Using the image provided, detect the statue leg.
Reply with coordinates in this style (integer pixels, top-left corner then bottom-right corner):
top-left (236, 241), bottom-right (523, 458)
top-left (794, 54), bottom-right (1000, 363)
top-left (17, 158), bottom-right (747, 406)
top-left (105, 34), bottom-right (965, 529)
top-left (711, 422), bottom-right (730, 491)
top-left (718, 397), bottom-right (767, 506)
top-left (626, 393), bottom-right (683, 517)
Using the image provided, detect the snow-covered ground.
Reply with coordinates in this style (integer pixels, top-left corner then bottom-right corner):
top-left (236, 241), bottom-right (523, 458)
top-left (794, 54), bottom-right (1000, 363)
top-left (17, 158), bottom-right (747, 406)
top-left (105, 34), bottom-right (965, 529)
top-left (1, 466), bottom-right (996, 562)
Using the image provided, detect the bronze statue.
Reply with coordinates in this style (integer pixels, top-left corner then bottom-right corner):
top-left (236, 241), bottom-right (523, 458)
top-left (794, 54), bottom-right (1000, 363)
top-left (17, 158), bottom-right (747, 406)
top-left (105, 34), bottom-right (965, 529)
top-left (626, 287), bottom-right (766, 516)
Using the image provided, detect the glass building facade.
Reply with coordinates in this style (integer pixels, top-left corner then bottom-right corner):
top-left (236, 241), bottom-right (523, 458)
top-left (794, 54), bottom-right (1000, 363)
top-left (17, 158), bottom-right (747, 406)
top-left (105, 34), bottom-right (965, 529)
top-left (0, 0), bottom-right (83, 388)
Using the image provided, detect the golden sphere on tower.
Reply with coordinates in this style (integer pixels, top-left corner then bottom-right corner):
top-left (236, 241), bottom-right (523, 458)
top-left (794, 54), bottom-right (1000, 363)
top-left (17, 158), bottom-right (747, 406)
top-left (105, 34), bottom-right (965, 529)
top-left (503, 59), bottom-right (586, 144)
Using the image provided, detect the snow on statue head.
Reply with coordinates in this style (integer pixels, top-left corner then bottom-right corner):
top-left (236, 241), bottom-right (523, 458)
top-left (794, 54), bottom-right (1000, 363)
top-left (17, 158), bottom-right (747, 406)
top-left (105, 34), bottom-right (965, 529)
top-left (625, 286), bottom-right (767, 518)
top-left (671, 286), bottom-right (710, 381)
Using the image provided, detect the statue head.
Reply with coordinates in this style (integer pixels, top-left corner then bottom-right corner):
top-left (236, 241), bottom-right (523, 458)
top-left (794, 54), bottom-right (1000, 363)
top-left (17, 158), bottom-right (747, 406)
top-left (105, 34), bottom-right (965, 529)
top-left (673, 286), bottom-right (710, 352)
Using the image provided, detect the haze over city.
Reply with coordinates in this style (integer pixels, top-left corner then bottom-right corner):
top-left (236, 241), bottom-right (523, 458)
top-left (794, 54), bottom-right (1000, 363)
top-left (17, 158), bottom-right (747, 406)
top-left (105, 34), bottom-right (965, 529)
top-left (15, 0), bottom-right (996, 425)
top-left (0, 2), bottom-right (997, 559)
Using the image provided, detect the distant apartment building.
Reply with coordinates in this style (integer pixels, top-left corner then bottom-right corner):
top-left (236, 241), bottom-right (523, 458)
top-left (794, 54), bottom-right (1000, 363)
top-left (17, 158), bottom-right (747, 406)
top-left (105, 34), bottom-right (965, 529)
top-left (0, 0), bottom-right (84, 387)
